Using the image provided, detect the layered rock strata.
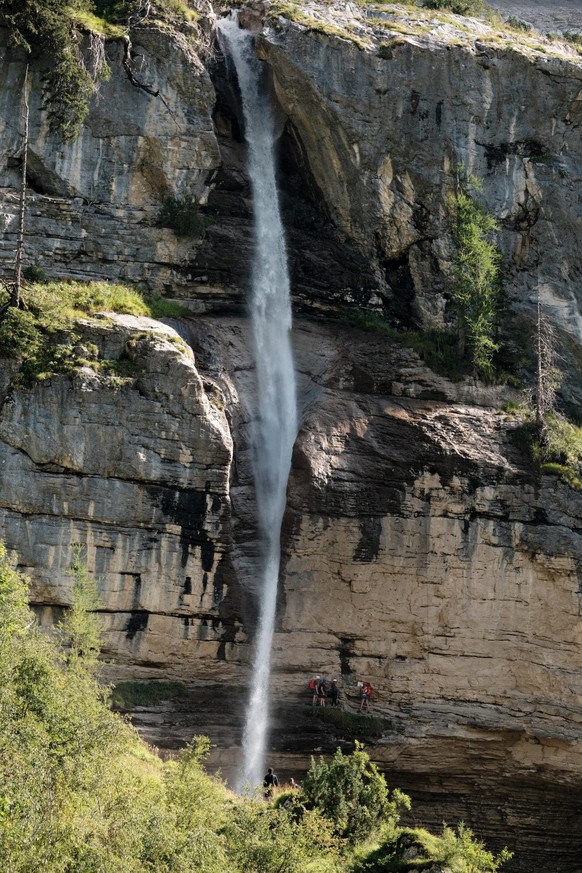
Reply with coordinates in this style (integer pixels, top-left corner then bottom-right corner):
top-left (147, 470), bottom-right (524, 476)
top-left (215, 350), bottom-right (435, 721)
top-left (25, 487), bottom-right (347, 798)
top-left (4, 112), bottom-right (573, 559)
top-left (0, 316), bottom-right (240, 681)
top-left (1, 312), bottom-right (582, 870)
top-left (1, 5), bottom-right (582, 393)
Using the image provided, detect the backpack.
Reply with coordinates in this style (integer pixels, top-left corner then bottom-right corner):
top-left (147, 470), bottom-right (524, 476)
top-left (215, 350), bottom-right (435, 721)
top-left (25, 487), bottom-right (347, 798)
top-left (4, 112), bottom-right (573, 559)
top-left (308, 678), bottom-right (316, 691)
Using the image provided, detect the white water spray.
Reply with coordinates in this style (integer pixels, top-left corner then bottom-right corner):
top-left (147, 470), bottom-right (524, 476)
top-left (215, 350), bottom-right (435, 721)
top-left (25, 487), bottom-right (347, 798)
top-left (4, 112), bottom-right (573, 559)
top-left (217, 16), bottom-right (298, 791)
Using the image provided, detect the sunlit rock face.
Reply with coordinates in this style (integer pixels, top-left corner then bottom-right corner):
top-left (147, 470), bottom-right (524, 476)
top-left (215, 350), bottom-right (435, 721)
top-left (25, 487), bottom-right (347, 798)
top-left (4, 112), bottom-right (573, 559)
top-left (0, 316), bottom-right (243, 682)
top-left (1, 310), bottom-right (581, 870)
top-left (186, 315), bottom-right (582, 873)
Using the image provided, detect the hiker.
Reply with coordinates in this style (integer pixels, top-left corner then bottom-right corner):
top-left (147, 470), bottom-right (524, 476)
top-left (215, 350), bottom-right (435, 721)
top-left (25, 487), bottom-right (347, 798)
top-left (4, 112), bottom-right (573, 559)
top-left (317, 679), bottom-right (327, 707)
top-left (263, 767), bottom-right (279, 799)
top-left (309, 675), bottom-right (321, 705)
top-left (359, 681), bottom-right (372, 712)
top-left (330, 678), bottom-right (339, 706)
top-left (289, 777), bottom-right (299, 789)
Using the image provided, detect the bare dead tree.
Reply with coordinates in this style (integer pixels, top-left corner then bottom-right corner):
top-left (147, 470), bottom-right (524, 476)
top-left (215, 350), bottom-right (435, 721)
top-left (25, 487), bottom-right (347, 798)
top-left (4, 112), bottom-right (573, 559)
top-left (534, 286), bottom-right (561, 433)
top-left (13, 63), bottom-right (30, 310)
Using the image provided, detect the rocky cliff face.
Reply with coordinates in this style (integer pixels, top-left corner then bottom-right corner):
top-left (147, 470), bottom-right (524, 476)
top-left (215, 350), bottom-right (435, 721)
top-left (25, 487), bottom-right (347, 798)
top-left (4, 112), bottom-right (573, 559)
top-left (0, 316), bottom-right (241, 681)
top-left (1, 4), bottom-right (581, 393)
top-left (258, 3), bottom-right (582, 403)
top-left (1, 3), bottom-right (582, 871)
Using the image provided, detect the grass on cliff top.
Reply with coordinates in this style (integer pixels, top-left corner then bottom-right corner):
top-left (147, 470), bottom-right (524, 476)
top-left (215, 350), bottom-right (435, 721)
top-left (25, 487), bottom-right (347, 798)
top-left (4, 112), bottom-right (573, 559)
top-left (0, 280), bottom-right (192, 382)
top-left (1, 279), bottom-right (190, 336)
top-left (272, 0), bottom-right (582, 61)
top-left (268, 1), bottom-right (372, 49)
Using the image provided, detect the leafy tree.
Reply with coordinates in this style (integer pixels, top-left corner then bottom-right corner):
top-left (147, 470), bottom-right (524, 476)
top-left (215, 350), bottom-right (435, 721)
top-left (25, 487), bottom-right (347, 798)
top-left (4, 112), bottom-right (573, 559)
top-left (422, 0), bottom-right (484, 14)
top-left (301, 742), bottom-right (410, 845)
top-left (59, 546), bottom-right (103, 668)
top-left (533, 288), bottom-right (561, 433)
top-left (447, 172), bottom-right (502, 378)
top-left (0, 0), bottom-right (106, 141)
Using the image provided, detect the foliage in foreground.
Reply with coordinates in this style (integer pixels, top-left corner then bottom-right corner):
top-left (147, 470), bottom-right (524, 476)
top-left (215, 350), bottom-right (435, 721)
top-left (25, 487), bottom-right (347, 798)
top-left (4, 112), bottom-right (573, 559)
top-left (0, 544), bottom-right (512, 871)
top-left (351, 823), bottom-right (512, 872)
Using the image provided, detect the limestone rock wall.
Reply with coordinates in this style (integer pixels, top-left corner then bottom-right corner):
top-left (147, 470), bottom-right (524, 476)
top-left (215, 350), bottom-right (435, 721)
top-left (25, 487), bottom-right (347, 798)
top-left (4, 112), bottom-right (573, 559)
top-left (1, 310), bottom-right (581, 868)
top-left (0, 316), bottom-right (246, 681)
top-left (259, 6), bottom-right (582, 401)
top-left (0, 26), bottom-right (219, 295)
top-left (186, 315), bottom-right (582, 872)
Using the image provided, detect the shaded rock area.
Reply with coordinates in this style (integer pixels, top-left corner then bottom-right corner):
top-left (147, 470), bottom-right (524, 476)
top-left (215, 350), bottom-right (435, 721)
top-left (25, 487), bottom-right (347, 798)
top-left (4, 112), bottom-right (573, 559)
top-left (258, 4), bottom-right (582, 403)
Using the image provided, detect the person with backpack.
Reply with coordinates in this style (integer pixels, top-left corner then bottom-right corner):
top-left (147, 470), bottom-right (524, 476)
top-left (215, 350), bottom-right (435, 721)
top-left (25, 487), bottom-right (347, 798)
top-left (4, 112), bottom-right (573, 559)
top-left (309, 676), bottom-right (320, 705)
top-left (360, 681), bottom-right (373, 712)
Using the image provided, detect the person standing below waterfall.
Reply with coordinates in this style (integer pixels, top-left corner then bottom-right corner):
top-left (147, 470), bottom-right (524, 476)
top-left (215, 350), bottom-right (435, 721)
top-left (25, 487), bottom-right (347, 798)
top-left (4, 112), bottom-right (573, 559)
top-left (263, 767), bottom-right (279, 799)
top-left (330, 678), bottom-right (339, 707)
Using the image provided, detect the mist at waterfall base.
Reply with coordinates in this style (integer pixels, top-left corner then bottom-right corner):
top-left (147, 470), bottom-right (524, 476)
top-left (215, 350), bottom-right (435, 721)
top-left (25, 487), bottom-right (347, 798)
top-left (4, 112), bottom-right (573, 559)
top-left (217, 16), bottom-right (298, 793)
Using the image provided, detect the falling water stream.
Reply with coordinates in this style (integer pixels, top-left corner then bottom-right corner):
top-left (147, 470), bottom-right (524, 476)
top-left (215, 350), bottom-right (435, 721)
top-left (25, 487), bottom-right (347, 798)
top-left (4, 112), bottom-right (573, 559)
top-left (217, 16), bottom-right (298, 791)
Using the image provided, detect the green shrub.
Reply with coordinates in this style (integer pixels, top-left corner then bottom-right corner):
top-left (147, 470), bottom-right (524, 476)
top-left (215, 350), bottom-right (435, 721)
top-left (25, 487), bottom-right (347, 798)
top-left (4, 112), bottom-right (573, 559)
top-left (538, 412), bottom-right (582, 467)
top-left (302, 742), bottom-right (409, 845)
top-left (505, 15), bottom-right (531, 32)
top-left (421, 0), bottom-right (484, 14)
top-left (439, 822), bottom-right (513, 872)
top-left (0, 308), bottom-right (42, 359)
top-left (510, 407), bottom-right (582, 489)
top-left (157, 192), bottom-right (205, 237)
top-left (22, 265), bottom-right (48, 284)
top-left (351, 823), bottom-right (511, 873)
top-left (19, 340), bottom-right (79, 382)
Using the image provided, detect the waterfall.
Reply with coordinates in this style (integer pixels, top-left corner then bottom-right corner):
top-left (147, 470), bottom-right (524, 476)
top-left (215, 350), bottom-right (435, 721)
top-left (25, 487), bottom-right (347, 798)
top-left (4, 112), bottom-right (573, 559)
top-left (217, 16), bottom-right (298, 791)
